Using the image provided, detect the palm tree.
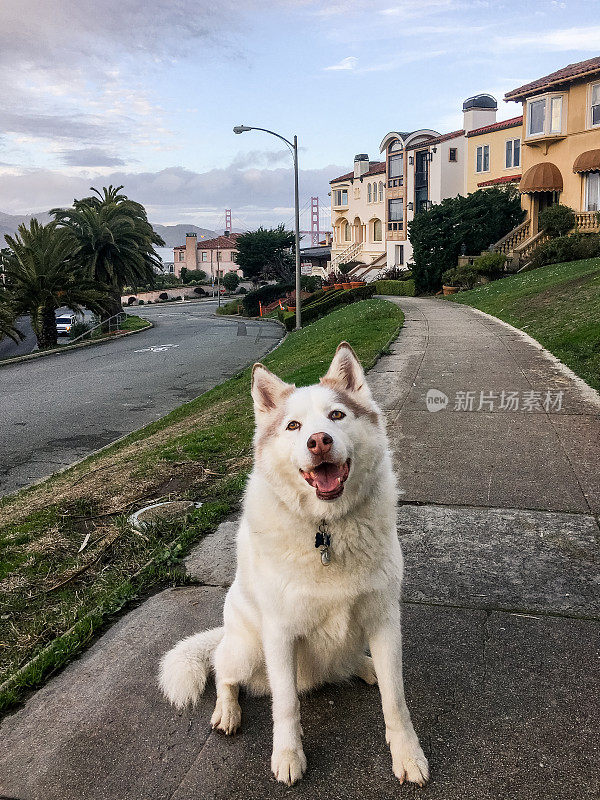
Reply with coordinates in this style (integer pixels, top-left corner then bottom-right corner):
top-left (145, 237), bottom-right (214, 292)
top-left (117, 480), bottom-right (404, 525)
top-left (52, 186), bottom-right (165, 317)
top-left (4, 219), bottom-right (109, 349)
top-left (0, 300), bottom-right (23, 344)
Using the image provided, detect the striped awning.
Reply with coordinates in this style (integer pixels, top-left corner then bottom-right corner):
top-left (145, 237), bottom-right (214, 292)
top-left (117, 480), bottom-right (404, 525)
top-left (520, 162), bottom-right (563, 193)
top-left (573, 149), bottom-right (600, 173)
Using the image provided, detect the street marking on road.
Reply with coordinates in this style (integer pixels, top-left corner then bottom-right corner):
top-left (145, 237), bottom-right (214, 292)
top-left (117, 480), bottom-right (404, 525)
top-left (135, 344), bottom-right (180, 353)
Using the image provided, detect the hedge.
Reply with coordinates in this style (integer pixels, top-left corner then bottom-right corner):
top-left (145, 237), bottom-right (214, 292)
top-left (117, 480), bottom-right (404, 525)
top-left (279, 284), bottom-right (376, 331)
top-left (374, 279), bottom-right (415, 296)
top-left (242, 283), bottom-right (294, 316)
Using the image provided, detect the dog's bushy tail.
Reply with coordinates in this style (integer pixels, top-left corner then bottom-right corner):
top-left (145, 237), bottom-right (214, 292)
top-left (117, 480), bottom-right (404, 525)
top-left (159, 627), bottom-right (223, 709)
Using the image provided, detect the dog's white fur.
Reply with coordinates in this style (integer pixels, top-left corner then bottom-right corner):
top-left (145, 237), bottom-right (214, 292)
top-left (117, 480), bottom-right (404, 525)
top-left (159, 342), bottom-right (428, 786)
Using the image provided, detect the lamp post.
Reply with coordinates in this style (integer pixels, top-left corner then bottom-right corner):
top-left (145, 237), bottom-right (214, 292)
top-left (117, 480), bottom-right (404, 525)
top-left (233, 125), bottom-right (301, 330)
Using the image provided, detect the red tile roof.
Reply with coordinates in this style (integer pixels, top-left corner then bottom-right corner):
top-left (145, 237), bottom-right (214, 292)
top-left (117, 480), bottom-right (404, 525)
top-left (406, 129), bottom-right (464, 150)
top-left (330, 162), bottom-right (386, 184)
top-left (477, 174), bottom-right (521, 188)
top-left (467, 116), bottom-right (523, 137)
top-left (505, 56), bottom-right (600, 101)
top-left (174, 233), bottom-right (240, 250)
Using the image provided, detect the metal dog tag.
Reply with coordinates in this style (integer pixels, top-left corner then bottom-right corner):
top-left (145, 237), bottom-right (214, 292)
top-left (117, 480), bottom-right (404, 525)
top-left (320, 547), bottom-right (331, 566)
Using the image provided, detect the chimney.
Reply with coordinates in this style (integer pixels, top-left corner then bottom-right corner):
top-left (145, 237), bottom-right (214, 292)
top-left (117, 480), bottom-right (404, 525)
top-left (354, 154), bottom-right (370, 178)
top-left (185, 232), bottom-right (197, 270)
top-left (462, 94), bottom-right (497, 133)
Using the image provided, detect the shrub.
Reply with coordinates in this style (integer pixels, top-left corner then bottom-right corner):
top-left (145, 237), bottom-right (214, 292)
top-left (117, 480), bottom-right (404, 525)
top-left (300, 275), bottom-right (321, 292)
top-left (380, 266), bottom-right (412, 281)
top-left (472, 252), bottom-right (506, 278)
top-left (216, 299), bottom-right (241, 316)
top-left (338, 262), bottom-right (352, 276)
top-left (374, 279), bottom-right (416, 296)
top-left (222, 272), bottom-right (240, 292)
top-left (127, 296), bottom-right (137, 306)
top-left (138, 299), bottom-right (145, 305)
top-left (538, 204), bottom-right (576, 238)
top-left (159, 292), bottom-right (168, 301)
top-left (242, 283), bottom-right (294, 316)
top-left (181, 269), bottom-right (207, 284)
top-left (279, 284), bottom-right (376, 331)
top-left (69, 320), bottom-right (93, 340)
top-left (441, 266), bottom-right (482, 290)
top-left (237, 286), bottom-right (247, 294)
top-left (530, 233), bottom-right (600, 269)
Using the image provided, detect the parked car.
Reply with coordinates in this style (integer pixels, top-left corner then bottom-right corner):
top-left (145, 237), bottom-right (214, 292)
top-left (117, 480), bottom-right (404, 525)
top-left (55, 313), bottom-right (78, 335)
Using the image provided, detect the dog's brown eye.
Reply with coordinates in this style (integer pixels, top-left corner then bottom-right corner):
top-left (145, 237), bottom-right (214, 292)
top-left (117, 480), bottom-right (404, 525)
top-left (329, 410), bottom-right (346, 421)
top-left (286, 420), bottom-right (301, 431)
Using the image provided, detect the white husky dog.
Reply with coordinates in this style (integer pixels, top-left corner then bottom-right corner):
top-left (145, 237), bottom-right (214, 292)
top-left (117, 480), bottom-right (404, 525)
top-left (159, 342), bottom-right (428, 786)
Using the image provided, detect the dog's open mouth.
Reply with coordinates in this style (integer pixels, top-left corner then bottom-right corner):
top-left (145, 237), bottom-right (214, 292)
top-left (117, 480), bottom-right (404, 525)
top-left (300, 460), bottom-right (350, 500)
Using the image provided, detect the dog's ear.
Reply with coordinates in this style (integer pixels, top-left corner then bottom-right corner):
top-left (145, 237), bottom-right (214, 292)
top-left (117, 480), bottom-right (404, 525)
top-left (251, 363), bottom-right (293, 415)
top-left (321, 342), bottom-right (372, 400)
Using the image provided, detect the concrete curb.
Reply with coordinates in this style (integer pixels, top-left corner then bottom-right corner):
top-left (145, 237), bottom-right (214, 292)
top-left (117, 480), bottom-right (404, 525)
top-left (0, 320), bottom-right (153, 369)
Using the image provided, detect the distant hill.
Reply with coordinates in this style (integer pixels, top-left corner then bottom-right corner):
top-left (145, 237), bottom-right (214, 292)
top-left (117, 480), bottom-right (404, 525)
top-left (152, 224), bottom-right (216, 248)
top-left (0, 213), bottom-right (216, 248)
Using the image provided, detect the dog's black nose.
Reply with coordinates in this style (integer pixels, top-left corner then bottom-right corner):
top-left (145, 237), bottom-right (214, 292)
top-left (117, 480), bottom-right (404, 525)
top-left (307, 432), bottom-right (333, 457)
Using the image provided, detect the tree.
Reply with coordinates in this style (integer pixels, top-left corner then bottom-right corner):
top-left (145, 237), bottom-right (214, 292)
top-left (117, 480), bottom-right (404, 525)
top-left (181, 268), bottom-right (207, 284)
top-left (51, 185), bottom-right (165, 317)
top-left (234, 225), bottom-right (295, 283)
top-left (538, 204), bottom-right (576, 238)
top-left (3, 219), bottom-right (109, 349)
top-left (222, 272), bottom-right (240, 292)
top-left (408, 187), bottom-right (524, 294)
top-left (0, 300), bottom-right (23, 343)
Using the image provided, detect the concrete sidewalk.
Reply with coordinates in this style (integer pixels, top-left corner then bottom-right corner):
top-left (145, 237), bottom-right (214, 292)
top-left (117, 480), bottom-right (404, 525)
top-left (1, 298), bottom-right (599, 800)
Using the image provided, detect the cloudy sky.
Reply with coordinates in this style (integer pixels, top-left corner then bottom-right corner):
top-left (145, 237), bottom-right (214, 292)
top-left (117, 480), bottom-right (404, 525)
top-left (0, 0), bottom-right (598, 230)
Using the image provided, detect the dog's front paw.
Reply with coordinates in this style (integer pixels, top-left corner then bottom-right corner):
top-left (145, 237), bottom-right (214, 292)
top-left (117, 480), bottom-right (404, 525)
top-left (271, 747), bottom-right (307, 785)
top-left (211, 697), bottom-right (242, 735)
top-left (388, 734), bottom-right (429, 786)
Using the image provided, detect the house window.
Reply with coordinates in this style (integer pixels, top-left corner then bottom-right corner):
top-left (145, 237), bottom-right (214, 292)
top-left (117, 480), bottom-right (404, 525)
top-left (216, 251), bottom-right (222, 261)
top-left (505, 138), bottom-right (521, 168)
top-left (388, 198), bottom-right (403, 222)
top-left (590, 82), bottom-right (600, 127)
top-left (178, 251), bottom-right (185, 261)
top-left (343, 220), bottom-right (351, 241)
top-left (372, 219), bottom-right (382, 242)
top-left (334, 189), bottom-right (348, 206)
top-left (201, 251), bottom-right (207, 261)
top-left (449, 148), bottom-right (457, 162)
top-left (394, 245), bottom-right (404, 266)
top-left (379, 181), bottom-right (384, 202)
top-left (586, 171), bottom-right (600, 212)
top-left (527, 94), bottom-right (564, 137)
top-left (476, 145), bottom-right (490, 173)
top-left (389, 153), bottom-right (403, 178)
top-left (368, 184), bottom-right (372, 202)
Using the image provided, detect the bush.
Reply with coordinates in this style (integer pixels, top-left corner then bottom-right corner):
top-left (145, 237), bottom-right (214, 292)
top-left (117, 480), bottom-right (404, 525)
top-left (69, 321), bottom-right (92, 340)
top-left (222, 272), bottom-right (240, 292)
top-left (409, 186), bottom-right (524, 293)
top-left (374, 279), bottom-right (416, 296)
top-left (181, 268), bottom-right (207, 284)
top-left (300, 275), bottom-right (321, 292)
top-left (530, 233), bottom-right (600, 269)
top-left (159, 292), bottom-right (168, 301)
top-left (279, 284), bottom-right (376, 331)
top-left (471, 252), bottom-right (506, 278)
top-left (538, 204), bottom-right (576, 238)
top-left (216, 299), bottom-right (241, 316)
top-left (138, 299), bottom-right (145, 305)
top-left (380, 266), bottom-right (412, 281)
top-left (441, 266), bottom-right (487, 290)
top-left (242, 283), bottom-right (294, 316)
top-left (237, 286), bottom-right (248, 294)
top-left (338, 262), bottom-right (352, 276)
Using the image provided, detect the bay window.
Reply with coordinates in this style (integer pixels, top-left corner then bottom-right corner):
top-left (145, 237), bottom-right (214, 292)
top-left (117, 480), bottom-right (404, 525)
top-left (527, 93), bottom-right (565, 137)
top-left (334, 189), bottom-right (348, 206)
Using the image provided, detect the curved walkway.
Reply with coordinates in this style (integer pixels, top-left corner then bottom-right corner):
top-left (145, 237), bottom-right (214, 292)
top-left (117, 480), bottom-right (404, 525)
top-left (1, 298), bottom-right (598, 800)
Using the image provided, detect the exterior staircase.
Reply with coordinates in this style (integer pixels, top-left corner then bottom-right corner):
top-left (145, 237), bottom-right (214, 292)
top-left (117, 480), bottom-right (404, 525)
top-left (347, 252), bottom-right (387, 283)
top-left (331, 241), bottom-right (363, 271)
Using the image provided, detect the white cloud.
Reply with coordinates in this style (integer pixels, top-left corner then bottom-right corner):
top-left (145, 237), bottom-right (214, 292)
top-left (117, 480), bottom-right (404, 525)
top-left (501, 26), bottom-right (600, 51)
top-left (324, 56), bottom-right (358, 71)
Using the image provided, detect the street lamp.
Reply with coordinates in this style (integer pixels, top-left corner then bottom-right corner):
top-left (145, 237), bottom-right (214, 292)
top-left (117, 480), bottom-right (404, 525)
top-left (233, 125), bottom-right (302, 330)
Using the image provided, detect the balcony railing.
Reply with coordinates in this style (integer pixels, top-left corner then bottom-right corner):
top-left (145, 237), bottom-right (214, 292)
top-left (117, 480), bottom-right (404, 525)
top-left (575, 211), bottom-right (600, 232)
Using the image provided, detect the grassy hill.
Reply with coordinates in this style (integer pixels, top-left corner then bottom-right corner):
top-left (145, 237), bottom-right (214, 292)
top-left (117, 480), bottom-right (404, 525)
top-left (450, 257), bottom-right (600, 391)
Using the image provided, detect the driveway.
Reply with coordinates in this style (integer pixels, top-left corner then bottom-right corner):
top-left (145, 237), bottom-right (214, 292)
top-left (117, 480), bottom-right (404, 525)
top-left (0, 301), bottom-right (282, 496)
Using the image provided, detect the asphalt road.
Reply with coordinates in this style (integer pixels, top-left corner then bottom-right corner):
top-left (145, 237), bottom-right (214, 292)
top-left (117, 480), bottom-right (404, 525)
top-left (0, 301), bottom-right (283, 497)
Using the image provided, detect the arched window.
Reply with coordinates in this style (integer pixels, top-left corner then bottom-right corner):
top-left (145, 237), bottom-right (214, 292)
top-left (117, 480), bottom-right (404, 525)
top-left (372, 219), bottom-right (382, 242)
top-left (367, 183), bottom-right (372, 202)
top-left (378, 181), bottom-right (384, 202)
top-left (343, 220), bottom-right (351, 241)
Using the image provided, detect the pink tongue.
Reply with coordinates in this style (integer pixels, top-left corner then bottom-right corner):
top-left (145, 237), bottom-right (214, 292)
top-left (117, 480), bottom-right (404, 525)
top-left (313, 463), bottom-right (343, 493)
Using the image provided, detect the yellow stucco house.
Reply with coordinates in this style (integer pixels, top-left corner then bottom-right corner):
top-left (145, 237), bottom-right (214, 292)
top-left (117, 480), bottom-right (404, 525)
top-left (465, 115), bottom-right (523, 195)
top-left (494, 56), bottom-right (600, 265)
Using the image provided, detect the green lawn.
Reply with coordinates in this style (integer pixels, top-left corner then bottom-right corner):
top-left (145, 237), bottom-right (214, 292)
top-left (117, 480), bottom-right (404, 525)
top-left (450, 258), bottom-right (600, 391)
top-left (0, 299), bottom-right (403, 711)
